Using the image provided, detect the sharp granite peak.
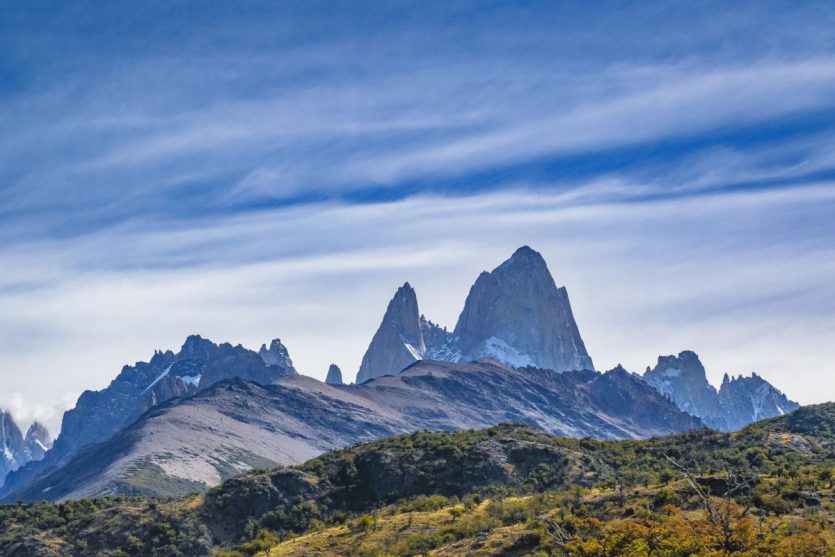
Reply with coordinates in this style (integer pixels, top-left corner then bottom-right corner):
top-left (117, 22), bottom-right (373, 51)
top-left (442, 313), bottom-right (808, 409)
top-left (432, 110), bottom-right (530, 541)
top-left (356, 246), bottom-right (593, 382)
top-left (0, 411), bottom-right (52, 487)
top-left (455, 246), bottom-right (593, 372)
top-left (356, 282), bottom-right (426, 384)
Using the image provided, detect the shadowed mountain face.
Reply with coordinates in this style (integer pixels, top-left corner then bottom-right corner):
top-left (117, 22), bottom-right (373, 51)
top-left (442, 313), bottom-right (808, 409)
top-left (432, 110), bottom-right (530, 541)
top-left (642, 351), bottom-right (799, 432)
top-left (3, 360), bottom-right (700, 502)
top-left (356, 247), bottom-right (593, 382)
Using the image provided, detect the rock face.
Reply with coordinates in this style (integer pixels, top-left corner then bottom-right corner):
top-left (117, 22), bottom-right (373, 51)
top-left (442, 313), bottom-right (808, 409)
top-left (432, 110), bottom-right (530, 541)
top-left (3, 361), bottom-right (701, 501)
top-left (0, 335), bottom-right (296, 500)
top-left (356, 283), bottom-right (427, 383)
top-left (642, 351), bottom-right (798, 431)
top-left (325, 364), bottom-right (344, 386)
top-left (717, 373), bottom-right (799, 432)
top-left (356, 247), bottom-right (594, 383)
top-left (454, 246), bottom-right (593, 371)
top-left (0, 411), bottom-right (27, 486)
top-left (199, 342), bottom-right (289, 389)
top-left (643, 351), bottom-right (720, 418)
top-left (23, 423), bottom-right (52, 462)
top-left (0, 414), bottom-right (52, 487)
top-left (258, 339), bottom-right (297, 376)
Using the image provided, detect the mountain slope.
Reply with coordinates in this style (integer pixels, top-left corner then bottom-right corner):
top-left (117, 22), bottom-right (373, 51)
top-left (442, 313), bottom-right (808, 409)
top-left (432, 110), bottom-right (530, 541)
top-left (7, 378), bottom-right (403, 501)
top-left (0, 403), bottom-right (831, 556)
top-left (3, 360), bottom-right (700, 501)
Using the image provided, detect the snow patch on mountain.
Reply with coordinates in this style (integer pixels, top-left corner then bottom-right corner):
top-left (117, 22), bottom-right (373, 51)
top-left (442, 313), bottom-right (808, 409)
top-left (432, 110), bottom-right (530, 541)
top-left (142, 363), bottom-right (174, 394)
top-left (471, 337), bottom-right (534, 368)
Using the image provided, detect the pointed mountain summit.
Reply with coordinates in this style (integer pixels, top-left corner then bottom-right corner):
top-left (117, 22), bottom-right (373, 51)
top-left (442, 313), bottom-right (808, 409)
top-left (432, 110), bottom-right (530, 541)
top-left (325, 364), bottom-right (344, 385)
top-left (258, 339), bottom-right (297, 376)
top-left (23, 423), bottom-right (51, 462)
top-left (453, 246), bottom-right (594, 371)
top-left (356, 283), bottom-right (427, 383)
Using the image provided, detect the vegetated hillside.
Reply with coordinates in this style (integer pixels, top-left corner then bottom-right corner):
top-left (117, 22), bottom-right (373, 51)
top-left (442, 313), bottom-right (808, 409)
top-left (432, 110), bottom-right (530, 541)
top-left (0, 404), bottom-right (832, 557)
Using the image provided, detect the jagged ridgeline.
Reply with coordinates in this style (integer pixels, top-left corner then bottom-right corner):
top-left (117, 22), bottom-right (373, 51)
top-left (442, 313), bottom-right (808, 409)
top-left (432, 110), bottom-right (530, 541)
top-left (0, 247), bottom-right (798, 503)
top-left (0, 404), bottom-right (832, 556)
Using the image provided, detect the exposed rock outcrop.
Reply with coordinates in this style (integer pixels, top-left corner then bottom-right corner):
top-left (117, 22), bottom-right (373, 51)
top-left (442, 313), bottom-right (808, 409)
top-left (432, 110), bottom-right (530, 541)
top-left (717, 372), bottom-right (799, 431)
top-left (325, 364), bottom-right (344, 386)
top-left (258, 339), bottom-right (297, 376)
top-left (643, 350), bottom-right (720, 418)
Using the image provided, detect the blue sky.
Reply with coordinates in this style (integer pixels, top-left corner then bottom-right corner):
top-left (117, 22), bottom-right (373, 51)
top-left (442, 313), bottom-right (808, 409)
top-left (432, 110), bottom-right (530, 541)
top-left (1, 1), bottom-right (834, 429)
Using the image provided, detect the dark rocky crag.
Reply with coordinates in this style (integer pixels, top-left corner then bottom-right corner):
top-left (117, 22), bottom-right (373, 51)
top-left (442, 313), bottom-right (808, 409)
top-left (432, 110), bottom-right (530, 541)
top-left (0, 413), bottom-right (51, 487)
top-left (0, 411), bottom-right (28, 486)
top-left (23, 423), bottom-right (52, 462)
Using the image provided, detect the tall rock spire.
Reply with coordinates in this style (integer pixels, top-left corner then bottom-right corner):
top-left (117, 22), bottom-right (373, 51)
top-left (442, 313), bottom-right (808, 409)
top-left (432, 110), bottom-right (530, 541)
top-left (325, 364), bottom-right (344, 386)
top-left (453, 246), bottom-right (594, 371)
top-left (356, 283), bottom-right (426, 384)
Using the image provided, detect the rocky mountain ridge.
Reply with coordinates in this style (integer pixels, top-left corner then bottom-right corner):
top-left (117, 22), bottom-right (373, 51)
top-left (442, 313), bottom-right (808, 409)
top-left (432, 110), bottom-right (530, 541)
top-left (0, 335), bottom-right (296, 499)
top-left (642, 350), bottom-right (799, 431)
top-left (2, 359), bottom-right (701, 501)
